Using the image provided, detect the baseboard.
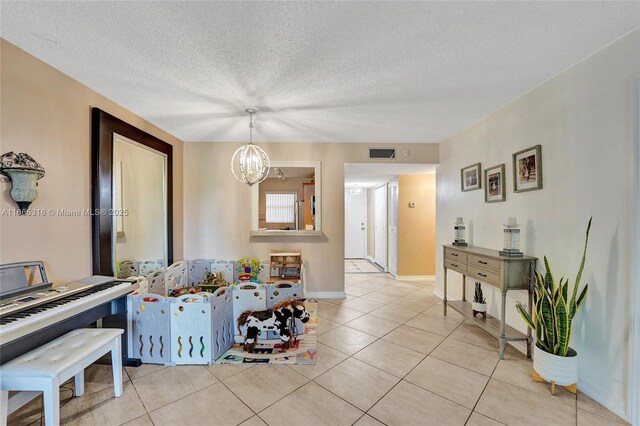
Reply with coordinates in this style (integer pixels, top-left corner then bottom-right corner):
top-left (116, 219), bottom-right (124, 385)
top-left (433, 288), bottom-right (444, 300)
top-left (365, 255), bottom-right (375, 263)
top-left (307, 291), bottom-right (346, 300)
top-left (578, 375), bottom-right (630, 423)
top-left (396, 275), bottom-right (435, 282)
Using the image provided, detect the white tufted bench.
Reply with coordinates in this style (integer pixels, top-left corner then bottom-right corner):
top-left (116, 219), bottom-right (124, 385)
top-left (0, 328), bottom-right (124, 426)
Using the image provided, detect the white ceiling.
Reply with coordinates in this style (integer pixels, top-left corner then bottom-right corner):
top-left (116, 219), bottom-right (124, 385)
top-left (2, 2), bottom-right (639, 144)
top-left (345, 163), bottom-right (436, 189)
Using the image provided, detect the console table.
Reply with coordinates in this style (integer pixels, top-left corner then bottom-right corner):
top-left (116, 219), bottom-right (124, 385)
top-left (442, 245), bottom-right (537, 358)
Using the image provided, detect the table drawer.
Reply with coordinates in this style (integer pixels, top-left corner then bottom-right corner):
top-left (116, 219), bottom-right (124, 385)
top-left (445, 249), bottom-right (468, 263)
top-left (468, 265), bottom-right (501, 287)
top-left (445, 258), bottom-right (467, 275)
top-left (469, 255), bottom-right (501, 273)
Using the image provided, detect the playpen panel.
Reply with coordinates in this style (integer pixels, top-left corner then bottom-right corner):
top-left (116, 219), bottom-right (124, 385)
top-left (210, 287), bottom-right (234, 360)
top-left (128, 294), bottom-right (172, 364)
top-left (129, 276), bottom-right (149, 295)
top-left (138, 260), bottom-right (164, 276)
top-left (147, 270), bottom-right (166, 295)
top-left (233, 284), bottom-right (267, 337)
top-left (166, 261), bottom-right (188, 291)
top-left (188, 258), bottom-right (213, 286)
top-left (210, 260), bottom-right (235, 284)
top-left (117, 260), bottom-right (138, 279)
top-left (170, 294), bottom-right (213, 364)
top-left (257, 259), bottom-right (270, 283)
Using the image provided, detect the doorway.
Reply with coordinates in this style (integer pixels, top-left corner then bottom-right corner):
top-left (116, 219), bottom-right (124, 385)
top-left (387, 179), bottom-right (399, 276)
top-left (374, 184), bottom-right (387, 269)
top-left (344, 189), bottom-right (366, 258)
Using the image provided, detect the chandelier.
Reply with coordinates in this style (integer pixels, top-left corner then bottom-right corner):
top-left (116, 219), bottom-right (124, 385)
top-left (231, 109), bottom-right (270, 186)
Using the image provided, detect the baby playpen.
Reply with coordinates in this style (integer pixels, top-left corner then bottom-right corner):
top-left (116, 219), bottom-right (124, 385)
top-left (125, 258), bottom-right (305, 365)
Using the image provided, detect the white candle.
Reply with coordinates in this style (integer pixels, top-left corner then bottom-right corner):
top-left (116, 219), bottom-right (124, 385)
top-left (507, 217), bottom-right (517, 227)
top-left (456, 217), bottom-right (463, 225)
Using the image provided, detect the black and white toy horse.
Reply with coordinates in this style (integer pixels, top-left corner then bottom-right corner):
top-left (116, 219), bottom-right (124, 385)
top-left (236, 298), bottom-right (310, 353)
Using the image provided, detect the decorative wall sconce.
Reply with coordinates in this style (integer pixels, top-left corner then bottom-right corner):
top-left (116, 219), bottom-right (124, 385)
top-left (453, 217), bottom-right (467, 246)
top-left (499, 217), bottom-right (523, 257)
top-left (0, 152), bottom-right (45, 214)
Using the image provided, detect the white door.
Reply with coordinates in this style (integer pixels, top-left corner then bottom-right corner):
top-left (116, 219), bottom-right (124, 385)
top-left (387, 179), bottom-right (398, 276)
top-left (344, 190), bottom-right (366, 258)
top-left (374, 185), bottom-right (387, 269)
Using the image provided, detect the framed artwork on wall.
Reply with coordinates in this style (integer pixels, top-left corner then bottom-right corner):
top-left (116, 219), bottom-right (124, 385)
top-left (513, 145), bottom-right (542, 192)
top-left (461, 163), bottom-right (481, 192)
top-left (484, 164), bottom-right (505, 203)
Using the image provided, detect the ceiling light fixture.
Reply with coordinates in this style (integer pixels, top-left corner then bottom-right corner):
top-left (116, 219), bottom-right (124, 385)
top-left (231, 109), bottom-right (270, 186)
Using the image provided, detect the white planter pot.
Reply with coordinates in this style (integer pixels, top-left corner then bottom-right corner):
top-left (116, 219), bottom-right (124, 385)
top-left (472, 302), bottom-right (487, 312)
top-left (533, 345), bottom-right (578, 386)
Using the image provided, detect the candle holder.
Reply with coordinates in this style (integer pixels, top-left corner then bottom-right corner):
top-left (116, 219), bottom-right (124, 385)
top-left (499, 217), bottom-right (523, 257)
top-left (453, 217), bottom-right (468, 246)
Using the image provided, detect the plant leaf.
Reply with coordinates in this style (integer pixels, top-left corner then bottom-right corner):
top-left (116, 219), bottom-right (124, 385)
top-left (543, 256), bottom-right (554, 294)
top-left (576, 284), bottom-right (589, 308)
top-left (541, 291), bottom-right (555, 351)
top-left (516, 303), bottom-right (535, 330)
top-left (571, 217), bottom-right (592, 304)
top-left (554, 292), bottom-right (570, 356)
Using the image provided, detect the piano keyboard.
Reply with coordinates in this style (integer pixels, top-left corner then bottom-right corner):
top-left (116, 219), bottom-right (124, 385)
top-left (0, 280), bottom-right (137, 345)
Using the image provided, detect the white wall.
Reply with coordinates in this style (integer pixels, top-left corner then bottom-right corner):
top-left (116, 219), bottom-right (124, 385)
top-left (436, 29), bottom-right (640, 420)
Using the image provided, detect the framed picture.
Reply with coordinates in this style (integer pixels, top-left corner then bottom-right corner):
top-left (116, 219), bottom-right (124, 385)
top-left (461, 163), bottom-right (481, 192)
top-left (484, 164), bottom-right (505, 203)
top-left (513, 145), bottom-right (542, 192)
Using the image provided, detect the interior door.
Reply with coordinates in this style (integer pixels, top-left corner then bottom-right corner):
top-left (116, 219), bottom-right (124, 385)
top-left (344, 190), bottom-right (366, 258)
top-left (387, 179), bottom-right (398, 276)
top-left (374, 185), bottom-right (387, 269)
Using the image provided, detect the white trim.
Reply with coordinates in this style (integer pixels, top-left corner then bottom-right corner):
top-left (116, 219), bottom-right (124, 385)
top-left (366, 255), bottom-right (376, 263)
top-left (630, 76), bottom-right (640, 426)
top-left (395, 275), bottom-right (436, 282)
top-left (306, 291), bottom-right (346, 299)
top-left (579, 374), bottom-right (629, 423)
top-left (433, 288), bottom-right (444, 300)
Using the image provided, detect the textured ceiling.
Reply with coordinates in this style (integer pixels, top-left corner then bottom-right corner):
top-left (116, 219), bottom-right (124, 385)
top-left (345, 163), bottom-right (436, 189)
top-left (2, 2), bottom-right (639, 143)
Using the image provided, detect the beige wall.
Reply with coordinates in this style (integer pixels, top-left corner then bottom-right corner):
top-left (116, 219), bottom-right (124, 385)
top-left (398, 174), bottom-right (436, 276)
top-left (183, 142), bottom-right (438, 294)
top-left (0, 39), bottom-right (184, 284)
top-left (435, 29), bottom-right (639, 420)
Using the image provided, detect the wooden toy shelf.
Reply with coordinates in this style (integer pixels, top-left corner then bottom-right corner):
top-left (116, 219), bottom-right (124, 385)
top-left (269, 250), bottom-right (302, 282)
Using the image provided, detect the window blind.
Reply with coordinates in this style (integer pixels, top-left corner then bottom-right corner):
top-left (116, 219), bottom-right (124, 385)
top-left (266, 192), bottom-right (296, 223)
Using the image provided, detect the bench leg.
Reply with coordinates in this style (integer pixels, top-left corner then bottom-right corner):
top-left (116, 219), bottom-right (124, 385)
top-left (1, 390), bottom-right (8, 426)
top-left (43, 380), bottom-right (60, 426)
top-left (111, 338), bottom-right (123, 398)
top-left (74, 370), bottom-right (85, 397)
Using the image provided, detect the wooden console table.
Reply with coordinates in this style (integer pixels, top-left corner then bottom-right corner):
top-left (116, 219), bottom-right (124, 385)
top-left (443, 245), bottom-right (537, 358)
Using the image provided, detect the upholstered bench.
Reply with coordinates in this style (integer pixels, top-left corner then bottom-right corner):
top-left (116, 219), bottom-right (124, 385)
top-left (0, 328), bottom-right (124, 426)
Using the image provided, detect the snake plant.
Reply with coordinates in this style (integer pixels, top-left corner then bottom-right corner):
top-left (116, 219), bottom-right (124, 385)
top-left (474, 282), bottom-right (486, 303)
top-left (516, 218), bottom-right (591, 357)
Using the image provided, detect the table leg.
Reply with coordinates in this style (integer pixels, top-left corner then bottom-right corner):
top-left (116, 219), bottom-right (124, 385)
top-left (462, 274), bottom-right (466, 302)
top-left (443, 267), bottom-right (448, 316)
top-left (500, 290), bottom-right (507, 358)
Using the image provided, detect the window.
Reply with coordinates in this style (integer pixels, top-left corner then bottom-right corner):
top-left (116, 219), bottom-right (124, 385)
top-left (266, 192), bottom-right (297, 223)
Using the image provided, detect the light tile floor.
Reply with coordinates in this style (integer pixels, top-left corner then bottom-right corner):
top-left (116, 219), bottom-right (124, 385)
top-left (8, 272), bottom-right (630, 426)
top-left (345, 259), bottom-right (383, 274)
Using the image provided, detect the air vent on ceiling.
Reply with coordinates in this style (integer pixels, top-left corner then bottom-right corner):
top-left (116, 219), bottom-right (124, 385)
top-left (369, 148), bottom-right (396, 159)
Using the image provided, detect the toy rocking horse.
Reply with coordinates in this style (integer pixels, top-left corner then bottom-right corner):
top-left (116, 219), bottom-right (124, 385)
top-left (236, 298), bottom-right (310, 353)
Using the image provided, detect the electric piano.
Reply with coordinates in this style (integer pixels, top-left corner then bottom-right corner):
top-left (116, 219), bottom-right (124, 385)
top-left (0, 261), bottom-right (140, 366)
